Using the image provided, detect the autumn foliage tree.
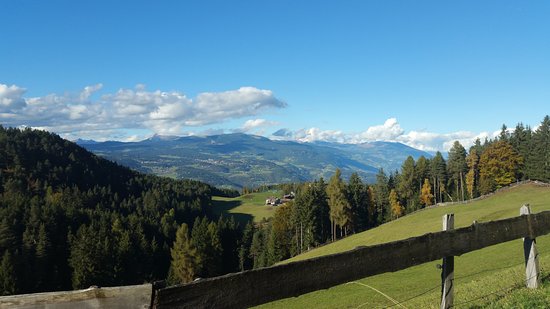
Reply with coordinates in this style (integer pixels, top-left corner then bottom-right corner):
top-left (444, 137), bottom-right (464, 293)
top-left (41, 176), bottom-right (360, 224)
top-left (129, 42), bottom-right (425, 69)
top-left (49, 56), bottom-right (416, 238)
top-left (465, 148), bottom-right (480, 198)
top-left (478, 140), bottom-right (523, 194)
top-left (389, 189), bottom-right (404, 219)
top-left (420, 179), bottom-right (433, 207)
top-left (327, 169), bottom-right (351, 240)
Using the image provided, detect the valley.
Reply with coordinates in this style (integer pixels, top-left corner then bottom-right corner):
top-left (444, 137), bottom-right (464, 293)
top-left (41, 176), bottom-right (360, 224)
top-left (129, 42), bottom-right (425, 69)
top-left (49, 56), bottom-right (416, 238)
top-left (79, 133), bottom-right (430, 188)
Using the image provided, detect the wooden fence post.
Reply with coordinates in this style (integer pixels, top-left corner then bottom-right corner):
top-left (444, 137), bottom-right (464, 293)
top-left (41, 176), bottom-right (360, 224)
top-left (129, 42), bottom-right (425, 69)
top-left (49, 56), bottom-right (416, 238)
top-left (440, 213), bottom-right (454, 309)
top-left (520, 204), bottom-right (540, 289)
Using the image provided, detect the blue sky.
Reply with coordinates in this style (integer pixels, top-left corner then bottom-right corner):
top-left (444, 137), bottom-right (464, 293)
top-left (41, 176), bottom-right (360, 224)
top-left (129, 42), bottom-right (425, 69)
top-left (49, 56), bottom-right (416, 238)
top-left (1, 1), bottom-right (549, 151)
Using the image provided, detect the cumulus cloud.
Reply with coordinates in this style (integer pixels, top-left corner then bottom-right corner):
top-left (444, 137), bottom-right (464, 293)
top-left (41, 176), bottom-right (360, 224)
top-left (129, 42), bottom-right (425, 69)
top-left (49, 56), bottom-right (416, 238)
top-left (273, 118), bottom-right (497, 152)
top-left (355, 118), bottom-right (404, 141)
top-left (0, 83), bottom-right (286, 139)
top-left (0, 84), bottom-right (27, 112)
top-left (294, 127), bottom-right (347, 143)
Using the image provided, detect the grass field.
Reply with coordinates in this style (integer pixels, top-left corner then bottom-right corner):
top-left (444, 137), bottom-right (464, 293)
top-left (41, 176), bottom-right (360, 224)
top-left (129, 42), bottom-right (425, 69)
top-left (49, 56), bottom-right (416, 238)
top-left (212, 190), bottom-right (283, 224)
top-left (255, 182), bottom-right (550, 308)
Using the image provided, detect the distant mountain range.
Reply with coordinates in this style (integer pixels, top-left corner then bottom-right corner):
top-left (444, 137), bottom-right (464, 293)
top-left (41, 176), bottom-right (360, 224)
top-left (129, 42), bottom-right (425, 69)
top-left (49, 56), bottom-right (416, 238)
top-left (79, 133), bottom-right (431, 188)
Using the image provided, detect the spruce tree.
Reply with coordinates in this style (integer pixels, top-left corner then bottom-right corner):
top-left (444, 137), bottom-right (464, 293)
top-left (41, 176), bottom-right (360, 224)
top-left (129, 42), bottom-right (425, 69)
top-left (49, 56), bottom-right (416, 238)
top-left (168, 223), bottom-right (198, 284)
top-left (529, 116), bottom-right (550, 181)
top-left (373, 169), bottom-right (390, 224)
top-left (0, 251), bottom-right (17, 296)
top-left (397, 156), bottom-right (417, 211)
top-left (347, 173), bottom-right (369, 232)
top-left (430, 152), bottom-right (447, 203)
top-left (447, 141), bottom-right (468, 202)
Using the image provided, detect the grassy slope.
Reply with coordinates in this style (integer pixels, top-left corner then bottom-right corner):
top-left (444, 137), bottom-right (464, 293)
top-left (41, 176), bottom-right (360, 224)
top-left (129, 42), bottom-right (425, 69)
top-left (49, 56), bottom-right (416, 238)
top-left (212, 190), bottom-right (282, 224)
top-left (257, 183), bottom-right (550, 308)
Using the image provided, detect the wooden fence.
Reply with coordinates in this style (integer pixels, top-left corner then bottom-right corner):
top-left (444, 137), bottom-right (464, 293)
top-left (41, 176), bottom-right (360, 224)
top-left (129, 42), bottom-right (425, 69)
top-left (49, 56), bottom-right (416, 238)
top-left (151, 207), bottom-right (550, 308)
top-left (3, 207), bottom-right (549, 309)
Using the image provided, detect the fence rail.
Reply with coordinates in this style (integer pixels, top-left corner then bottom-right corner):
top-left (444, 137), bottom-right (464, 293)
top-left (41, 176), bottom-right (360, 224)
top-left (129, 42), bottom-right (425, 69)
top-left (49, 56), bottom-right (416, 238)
top-left (152, 210), bottom-right (550, 308)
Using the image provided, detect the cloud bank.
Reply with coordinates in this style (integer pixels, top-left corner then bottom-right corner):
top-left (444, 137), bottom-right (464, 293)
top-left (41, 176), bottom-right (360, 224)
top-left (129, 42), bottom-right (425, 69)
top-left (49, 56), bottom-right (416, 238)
top-left (0, 83), bottom-right (286, 140)
top-left (271, 118), bottom-right (495, 152)
top-left (1, 83), bottom-right (497, 151)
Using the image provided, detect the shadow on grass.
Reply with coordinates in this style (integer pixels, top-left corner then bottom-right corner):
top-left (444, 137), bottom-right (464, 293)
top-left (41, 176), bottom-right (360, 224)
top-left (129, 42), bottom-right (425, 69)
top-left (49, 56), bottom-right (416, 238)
top-left (212, 199), bottom-right (254, 225)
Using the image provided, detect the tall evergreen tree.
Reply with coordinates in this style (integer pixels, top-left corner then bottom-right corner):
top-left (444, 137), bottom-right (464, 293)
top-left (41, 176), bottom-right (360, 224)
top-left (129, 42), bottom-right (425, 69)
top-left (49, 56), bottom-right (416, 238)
top-left (347, 173), bottom-right (369, 232)
top-left (373, 169), bottom-right (390, 224)
top-left (510, 123), bottom-right (532, 180)
top-left (0, 250), bottom-right (17, 296)
top-left (447, 141), bottom-right (468, 202)
top-left (415, 156), bottom-right (430, 193)
top-left (397, 156), bottom-right (417, 212)
top-left (326, 169), bottom-right (351, 240)
top-left (168, 223), bottom-right (198, 284)
top-left (529, 116), bottom-right (550, 181)
top-left (430, 152), bottom-right (447, 204)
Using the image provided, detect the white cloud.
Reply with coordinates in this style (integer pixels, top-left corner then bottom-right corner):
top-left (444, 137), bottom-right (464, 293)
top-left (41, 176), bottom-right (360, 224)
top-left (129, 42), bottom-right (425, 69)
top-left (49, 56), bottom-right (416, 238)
top-left (294, 127), bottom-right (347, 143)
top-left (241, 119), bottom-right (278, 131)
top-left (0, 84), bottom-right (27, 111)
top-left (356, 118), bottom-right (404, 141)
top-left (273, 118), bottom-right (498, 152)
top-left (0, 83), bottom-right (286, 140)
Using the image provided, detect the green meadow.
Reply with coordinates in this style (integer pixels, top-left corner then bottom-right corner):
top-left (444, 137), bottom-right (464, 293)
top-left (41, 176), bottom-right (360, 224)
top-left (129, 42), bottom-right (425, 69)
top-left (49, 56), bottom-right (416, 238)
top-left (212, 190), bottom-right (283, 224)
top-left (256, 183), bottom-right (550, 308)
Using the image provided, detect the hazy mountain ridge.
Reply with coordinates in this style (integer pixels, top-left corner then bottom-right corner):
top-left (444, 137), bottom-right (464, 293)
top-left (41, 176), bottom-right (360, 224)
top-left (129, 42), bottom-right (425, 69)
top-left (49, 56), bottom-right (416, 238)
top-left (80, 133), bottom-right (431, 188)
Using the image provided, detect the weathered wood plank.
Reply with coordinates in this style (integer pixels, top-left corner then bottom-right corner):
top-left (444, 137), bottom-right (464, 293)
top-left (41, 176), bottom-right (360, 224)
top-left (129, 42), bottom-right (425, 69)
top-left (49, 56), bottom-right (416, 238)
top-left (521, 205), bottom-right (541, 288)
top-left (153, 210), bottom-right (550, 309)
top-left (440, 214), bottom-right (454, 309)
top-left (0, 284), bottom-right (152, 309)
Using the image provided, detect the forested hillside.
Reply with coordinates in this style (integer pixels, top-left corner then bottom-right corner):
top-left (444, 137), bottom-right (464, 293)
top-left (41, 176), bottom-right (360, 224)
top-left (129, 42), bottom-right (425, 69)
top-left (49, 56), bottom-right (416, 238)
top-left (245, 116), bottom-right (550, 269)
top-left (0, 126), bottom-right (241, 295)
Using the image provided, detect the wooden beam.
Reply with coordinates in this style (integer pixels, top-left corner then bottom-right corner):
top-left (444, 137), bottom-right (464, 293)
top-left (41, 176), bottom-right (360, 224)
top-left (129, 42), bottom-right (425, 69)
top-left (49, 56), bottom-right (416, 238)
top-left (440, 214), bottom-right (454, 309)
top-left (521, 205), bottom-right (541, 288)
top-left (153, 210), bottom-right (550, 309)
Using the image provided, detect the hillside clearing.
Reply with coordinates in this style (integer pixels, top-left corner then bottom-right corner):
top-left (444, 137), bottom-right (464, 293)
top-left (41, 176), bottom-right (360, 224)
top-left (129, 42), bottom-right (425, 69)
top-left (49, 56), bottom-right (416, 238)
top-left (256, 183), bottom-right (550, 308)
top-left (212, 190), bottom-right (283, 224)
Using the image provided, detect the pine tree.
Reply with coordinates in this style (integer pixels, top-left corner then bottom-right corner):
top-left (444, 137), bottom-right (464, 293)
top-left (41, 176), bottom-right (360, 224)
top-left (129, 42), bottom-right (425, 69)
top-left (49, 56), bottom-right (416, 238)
top-left (510, 123), bottom-right (532, 179)
top-left (415, 156), bottom-right (430, 192)
top-left (238, 221), bottom-right (254, 271)
top-left (168, 223), bottom-right (198, 284)
top-left (447, 141), bottom-right (468, 202)
top-left (0, 251), bottom-right (17, 296)
top-left (347, 173), bottom-right (369, 232)
top-left (529, 116), bottom-right (550, 181)
top-left (430, 152), bottom-right (447, 203)
top-left (373, 169), bottom-right (390, 224)
top-left (250, 229), bottom-right (266, 269)
top-left (397, 156), bottom-right (417, 212)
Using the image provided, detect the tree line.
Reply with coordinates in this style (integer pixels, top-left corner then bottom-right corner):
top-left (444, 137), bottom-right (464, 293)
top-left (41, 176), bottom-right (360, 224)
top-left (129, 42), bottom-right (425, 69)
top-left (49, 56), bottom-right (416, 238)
top-left (223, 115), bottom-right (550, 271)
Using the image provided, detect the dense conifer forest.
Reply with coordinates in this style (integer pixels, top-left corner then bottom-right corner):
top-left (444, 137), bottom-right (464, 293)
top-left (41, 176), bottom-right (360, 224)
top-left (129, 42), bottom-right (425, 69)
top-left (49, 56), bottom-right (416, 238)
top-left (1, 115), bottom-right (549, 294)
top-left (0, 126), bottom-right (241, 295)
